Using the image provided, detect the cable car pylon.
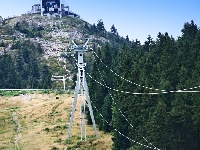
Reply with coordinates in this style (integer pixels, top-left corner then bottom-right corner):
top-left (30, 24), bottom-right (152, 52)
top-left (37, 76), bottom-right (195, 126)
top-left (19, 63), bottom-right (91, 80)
top-left (67, 38), bottom-right (98, 140)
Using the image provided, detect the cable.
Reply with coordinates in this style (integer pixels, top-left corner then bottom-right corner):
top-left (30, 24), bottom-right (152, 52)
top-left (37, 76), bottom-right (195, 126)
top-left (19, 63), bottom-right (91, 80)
top-left (87, 73), bottom-right (160, 95)
top-left (85, 90), bottom-right (160, 150)
top-left (87, 73), bottom-right (200, 94)
top-left (72, 54), bottom-right (200, 94)
top-left (93, 57), bottom-right (160, 149)
top-left (109, 94), bottom-right (158, 149)
top-left (92, 51), bottom-right (200, 93)
top-left (73, 51), bottom-right (200, 95)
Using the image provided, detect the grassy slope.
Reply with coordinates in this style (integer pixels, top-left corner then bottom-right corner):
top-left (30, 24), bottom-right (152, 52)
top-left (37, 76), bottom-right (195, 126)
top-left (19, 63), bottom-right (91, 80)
top-left (0, 93), bottom-right (112, 150)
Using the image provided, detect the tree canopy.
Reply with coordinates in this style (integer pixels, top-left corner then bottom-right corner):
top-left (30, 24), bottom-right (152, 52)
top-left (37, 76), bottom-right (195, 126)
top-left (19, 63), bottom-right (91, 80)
top-left (87, 20), bottom-right (200, 150)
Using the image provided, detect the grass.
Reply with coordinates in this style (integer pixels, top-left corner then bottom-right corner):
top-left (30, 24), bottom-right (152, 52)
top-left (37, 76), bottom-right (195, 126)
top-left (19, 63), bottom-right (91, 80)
top-left (0, 90), bottom-right (34, 97)
top-left (0, 100), bottom-right (18, 149)
top-left (0, 93), bottom-right (113, 150)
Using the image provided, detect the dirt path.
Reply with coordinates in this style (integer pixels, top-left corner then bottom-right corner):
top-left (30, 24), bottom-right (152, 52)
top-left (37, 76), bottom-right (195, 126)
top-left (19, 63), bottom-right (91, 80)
top-left (12, 112), bottom-right (22, 150)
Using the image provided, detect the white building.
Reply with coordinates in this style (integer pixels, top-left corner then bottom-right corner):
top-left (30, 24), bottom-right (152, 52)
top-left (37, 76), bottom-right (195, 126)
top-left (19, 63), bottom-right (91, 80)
top-left (31, 4), bottom-right (41, 14)
top-left (30, 1), bottom-right (73, 18)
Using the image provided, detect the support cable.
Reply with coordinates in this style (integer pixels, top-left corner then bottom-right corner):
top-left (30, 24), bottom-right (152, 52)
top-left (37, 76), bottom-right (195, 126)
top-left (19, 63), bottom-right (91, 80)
top-left (85, 91), bottom-right (160, 150)
top-left (93, 57), bottom-right (158, 149)
top-left (72, 55), bottom-right (199, 94)
top-left (92, 51), bottom-right (200, 93)
top-left (109, 93), bottom-right (158, 149)
top-left (87, 73), bottom-right (200, 94)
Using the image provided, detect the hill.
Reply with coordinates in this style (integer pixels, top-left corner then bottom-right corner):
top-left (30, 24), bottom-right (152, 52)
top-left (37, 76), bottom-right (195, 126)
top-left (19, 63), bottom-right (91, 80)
top-left (0, 13), bottom-right (118, 150)
top-left (0, 14), bottom-right (124, 89)
top-left (1, 13), bottom-right (200, 150)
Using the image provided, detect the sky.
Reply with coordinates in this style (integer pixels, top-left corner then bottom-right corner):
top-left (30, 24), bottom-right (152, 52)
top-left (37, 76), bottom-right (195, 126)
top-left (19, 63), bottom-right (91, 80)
top-left (0, 0), bottom-right (200, 44)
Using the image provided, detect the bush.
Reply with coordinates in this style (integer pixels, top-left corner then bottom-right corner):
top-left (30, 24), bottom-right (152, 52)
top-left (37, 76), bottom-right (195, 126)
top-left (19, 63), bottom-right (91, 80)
top-left (44, 127), bottom-right (50, 133)
top-left (0, 91), bottom-right (22, 97)
top-left (64, 139), bottom-right (73, 144)
top-left (54, 138), bottom-right (62, 143)
top-left (51, 147), bottom-right (59, 150)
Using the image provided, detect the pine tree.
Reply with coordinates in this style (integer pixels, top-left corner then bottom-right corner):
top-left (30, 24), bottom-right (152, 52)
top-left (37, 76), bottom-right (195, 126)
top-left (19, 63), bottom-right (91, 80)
top-left (0, 54), bottom-right (17, 88)
top-left (111, 24), bottom-right (117, 35)
top-left (112, 44), bottom-right (134, 149)
top-left (97, 19), bottom-right (105, 32)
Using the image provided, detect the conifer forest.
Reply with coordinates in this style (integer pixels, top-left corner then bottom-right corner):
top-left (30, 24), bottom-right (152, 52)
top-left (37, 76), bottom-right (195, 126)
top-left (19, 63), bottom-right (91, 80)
top-left (87, 20), bottom-right (200, 150)
top-left (0, 40), bottom-right (52, 89)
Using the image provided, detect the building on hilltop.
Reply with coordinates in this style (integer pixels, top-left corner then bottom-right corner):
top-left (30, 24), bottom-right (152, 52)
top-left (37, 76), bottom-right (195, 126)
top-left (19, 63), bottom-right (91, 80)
top-left (0, 16), bottom-right (3, 26)
top-left (31, 4), bottom-right (41, 14)
top-left (30, 0), bottom-right (79, 18)
top-left (61, 3), bottom-right (69, 15)
top-left (41, 0), bottom-right (61, 17)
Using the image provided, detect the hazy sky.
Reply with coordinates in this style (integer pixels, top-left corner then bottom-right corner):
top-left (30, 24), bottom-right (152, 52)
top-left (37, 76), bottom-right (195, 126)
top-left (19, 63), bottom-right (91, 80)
top-left (0, 0), bottom-right (200, 43)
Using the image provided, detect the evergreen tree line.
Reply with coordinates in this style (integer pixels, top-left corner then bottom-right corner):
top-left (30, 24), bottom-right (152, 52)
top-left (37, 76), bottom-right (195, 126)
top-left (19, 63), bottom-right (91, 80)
top-left (0, 40), bottom-right (52, 89)
top-left (87, 20), bottom-right (200, 150)
top-left (84, 19), bottom-right (135, 47)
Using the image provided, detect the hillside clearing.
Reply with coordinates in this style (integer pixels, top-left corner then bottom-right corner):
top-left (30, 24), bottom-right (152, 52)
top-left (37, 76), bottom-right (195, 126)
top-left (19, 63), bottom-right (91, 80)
top-left (0, 93), bottom-right (112, 150)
